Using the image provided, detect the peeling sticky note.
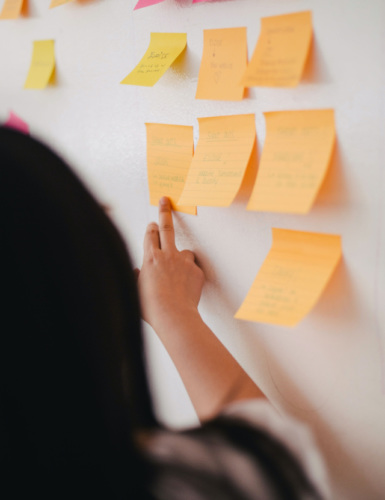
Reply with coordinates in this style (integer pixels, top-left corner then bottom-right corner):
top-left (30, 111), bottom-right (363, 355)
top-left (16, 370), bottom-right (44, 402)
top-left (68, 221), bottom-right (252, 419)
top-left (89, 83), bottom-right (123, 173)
top-left (0, 0), bottom-right (25, 19)
top-left (49, 0), bottom-right (74, 8)
top-left (235, 229), bottom-right (342, 327)
top-left (242, 11), bottom-right (312, 87)
top-left (24, 40), bottom-right (55, 89)
top-left (134, 0), bottom-right (166, 9)
top-left (196, 27), bottom-right (247, 101)
top-left (178, 114), bottom-right (256, 207)
top-left (121, 33), bottom-right (187, 87)
top-left (4, 111), bottom-right (29, 134)
top-left (146, 123), bottom-right (196, 215)
top-left (247, 109), bottom-right (335, 214)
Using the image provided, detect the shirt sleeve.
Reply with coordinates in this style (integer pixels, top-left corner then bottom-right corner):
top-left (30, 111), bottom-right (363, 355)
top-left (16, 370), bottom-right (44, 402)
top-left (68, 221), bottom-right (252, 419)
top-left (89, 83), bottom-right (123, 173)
top-left (221, 399), bottom-right (332, 500)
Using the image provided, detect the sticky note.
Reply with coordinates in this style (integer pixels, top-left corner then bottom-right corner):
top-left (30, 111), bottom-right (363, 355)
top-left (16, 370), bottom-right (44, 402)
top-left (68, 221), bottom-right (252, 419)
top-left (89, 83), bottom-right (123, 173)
top-left (247, 109), bottom-right (335, 214)
top-left (134, 0), bottom-right (166, 9)
top-left (24, 40), bottom-right (55, 89)
top-left (196, 28), bottom-right (247, 101)
top-left (121, 33), bottom-right (187, 87)
top-left (146, 123), bottom-right (196, 215)
top-left (4, 111), bottom-right (29, 134)
top-left (235, 229), bottom-right (342, 327)
top-left (0, 0), bottom-right (24, 19)
top-left (49, 0), bottom-right (74, 7)
top-left (178, 114), bottom-right (256, 207)
top-left (242, 11), bottom-right (312, 87)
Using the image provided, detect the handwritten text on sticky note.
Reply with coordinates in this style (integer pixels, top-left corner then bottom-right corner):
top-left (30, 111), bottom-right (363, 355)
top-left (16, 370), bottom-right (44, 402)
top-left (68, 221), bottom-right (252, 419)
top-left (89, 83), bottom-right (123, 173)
top-left (235, 229), bottom-right (342, 327)
top-left (178, 114), bottom-right (256, 207)
top-left (196, 27), bottom-right (247, 101)
top-left (24, 40), bottom-right (55, 90)
top-left (242, 11), bottom-right (312, 87)
top-left (0, 0), bottom-right (24, 19)
top-left (247, 109), bottom-right (335, 214)
top-left (146, 123), bottom-right (196, 215)
top-left (121, 33), bottom-right (187, 87)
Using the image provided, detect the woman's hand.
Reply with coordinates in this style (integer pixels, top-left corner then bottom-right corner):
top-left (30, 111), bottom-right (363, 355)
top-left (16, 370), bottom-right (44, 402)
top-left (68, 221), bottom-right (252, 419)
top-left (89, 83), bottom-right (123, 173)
top-left (138, 197), bottom-right (205, 330)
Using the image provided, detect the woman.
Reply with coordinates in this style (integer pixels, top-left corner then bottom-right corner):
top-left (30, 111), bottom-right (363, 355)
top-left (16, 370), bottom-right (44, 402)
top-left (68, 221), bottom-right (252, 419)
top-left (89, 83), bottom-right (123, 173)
top-left (0, 126), bottom-right (329, 499)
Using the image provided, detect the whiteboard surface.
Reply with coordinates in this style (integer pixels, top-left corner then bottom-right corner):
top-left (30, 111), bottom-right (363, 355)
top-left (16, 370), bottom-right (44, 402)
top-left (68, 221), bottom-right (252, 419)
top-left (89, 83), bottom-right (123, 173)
top-left (1, 1), bottom-right (384, 498)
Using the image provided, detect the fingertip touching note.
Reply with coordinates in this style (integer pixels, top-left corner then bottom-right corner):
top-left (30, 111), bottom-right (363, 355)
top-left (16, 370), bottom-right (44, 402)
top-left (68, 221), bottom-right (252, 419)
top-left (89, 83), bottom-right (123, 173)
top-left (146, 123), bottom-right (196, 215)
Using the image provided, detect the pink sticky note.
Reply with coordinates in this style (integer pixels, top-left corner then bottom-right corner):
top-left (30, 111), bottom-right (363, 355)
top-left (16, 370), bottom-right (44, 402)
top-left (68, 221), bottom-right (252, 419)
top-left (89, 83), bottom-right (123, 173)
top-left (4, 111), bottom-right (29, 134)
top-left (134, 0), bottom-right (166, 9)
top-left (193, 0), bottom-right (212, 3)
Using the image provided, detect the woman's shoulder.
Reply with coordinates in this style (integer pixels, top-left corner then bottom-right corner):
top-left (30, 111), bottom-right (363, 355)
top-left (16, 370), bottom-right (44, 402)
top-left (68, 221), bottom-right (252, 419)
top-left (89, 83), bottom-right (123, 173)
top-left (143, 399), bottom-right (331, 500)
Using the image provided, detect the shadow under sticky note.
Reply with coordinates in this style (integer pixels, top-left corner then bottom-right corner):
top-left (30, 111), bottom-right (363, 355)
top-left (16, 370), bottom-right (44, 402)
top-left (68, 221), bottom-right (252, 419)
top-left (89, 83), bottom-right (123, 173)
top-left (235, 228), bottom-right (342, 327)
top-left (24, 40), bottom-right (55, 89)
top-left (121, 33), bottom-right (187, 87)
top-left (196, 27), bottom-right (247, 101)
top-left (146, 123), bottom-right (196, 215)
top-left (247, 109), bottom-right (335, 214)
top-left (242, 11), bottom-right (312, 87)
top-left (0, 0), bottom-right (25, 19)
top-left (178, 114), bottom-right (256, 207)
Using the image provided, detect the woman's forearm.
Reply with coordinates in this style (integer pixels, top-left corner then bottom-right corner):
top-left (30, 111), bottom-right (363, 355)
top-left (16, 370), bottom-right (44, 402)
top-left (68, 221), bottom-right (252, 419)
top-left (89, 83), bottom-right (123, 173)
top-left (152, 306), bottom-right (265, 421)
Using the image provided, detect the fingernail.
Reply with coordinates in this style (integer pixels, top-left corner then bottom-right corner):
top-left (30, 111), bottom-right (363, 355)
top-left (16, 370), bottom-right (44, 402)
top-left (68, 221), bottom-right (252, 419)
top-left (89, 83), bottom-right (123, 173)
top-left (160, 196), bottom-right (168, 206)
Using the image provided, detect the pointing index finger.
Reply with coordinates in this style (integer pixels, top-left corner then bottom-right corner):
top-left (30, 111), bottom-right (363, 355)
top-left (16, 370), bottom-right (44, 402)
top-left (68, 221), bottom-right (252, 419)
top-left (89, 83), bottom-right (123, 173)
top-left (159, 196), bottom-right (176, 251)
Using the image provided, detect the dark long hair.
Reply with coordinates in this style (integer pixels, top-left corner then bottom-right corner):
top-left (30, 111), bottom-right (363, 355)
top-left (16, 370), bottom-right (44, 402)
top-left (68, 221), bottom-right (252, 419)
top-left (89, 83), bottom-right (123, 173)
top-left (0, 127), bottom-right (156, 498)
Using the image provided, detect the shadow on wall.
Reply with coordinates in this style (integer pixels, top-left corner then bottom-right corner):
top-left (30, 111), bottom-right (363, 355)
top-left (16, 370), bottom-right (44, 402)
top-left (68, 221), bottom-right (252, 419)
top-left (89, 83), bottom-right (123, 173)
top-left (172, 45), bottom-right (201, 84)
top-left (233, 138), bottom-right (258, 205)
top-left (314, 140), bottom-right (351, 210)
top-left (302, 35), bottom-right (333, 85)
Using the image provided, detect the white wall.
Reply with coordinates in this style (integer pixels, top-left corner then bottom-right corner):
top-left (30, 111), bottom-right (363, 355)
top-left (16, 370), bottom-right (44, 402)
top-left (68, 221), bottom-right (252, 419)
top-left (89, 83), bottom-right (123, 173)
top-left (1, 0), bottom-right (385, 498)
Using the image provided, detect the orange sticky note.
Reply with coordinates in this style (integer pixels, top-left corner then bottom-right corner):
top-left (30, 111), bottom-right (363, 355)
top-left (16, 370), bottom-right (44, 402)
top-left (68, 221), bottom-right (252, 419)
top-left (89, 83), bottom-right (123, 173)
top-left (49, 0), bottom-right (74, 7)
top-left (178, 114), bottom-right (256, 207)
top-left (242, 11), bottom-right (312, 87)
top-left (235, 229), bottom-right (342, 327)
top-left (196, 27), bottom-right (247, 101)
top-left (0, 0), bottom-right (25, 19)
top-left (146, 123), bottom-right (196, 215)
top-left (121, 33), bottom-right (187, 87)
top-left (247, 109), bottom-right (335, 214)
top-left (24, 40), bottom-right (55, 89)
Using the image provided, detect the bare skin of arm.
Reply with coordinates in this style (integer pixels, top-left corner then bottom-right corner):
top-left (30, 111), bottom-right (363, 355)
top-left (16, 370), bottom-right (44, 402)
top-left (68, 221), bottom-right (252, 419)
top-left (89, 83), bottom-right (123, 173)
top-left (138, 197), bottom-right (265, 422)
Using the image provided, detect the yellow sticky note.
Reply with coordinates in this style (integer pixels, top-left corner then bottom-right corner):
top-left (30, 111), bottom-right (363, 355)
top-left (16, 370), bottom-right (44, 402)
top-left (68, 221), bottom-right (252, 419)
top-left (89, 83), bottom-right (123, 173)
top-left (242, 11), bottom-right (312, 87)
top-left (49, 0), bottom-right (74, 7)
top-left (146, 123), bottom-right (196, 215)
top-left (0, 0), bottom-right (25, 19)
top-left (121, 33), bottom-right (187, 87)
top-left (247, 109), bottom-right (335, 214)
top-left (24, 40), bottom-right (55, 90)
top-left (178, 115), bottom-right (256, 207)
top-left (196, 27), bottom-right (247, 101)
top-left (235, 229), bottom-right (342, 327)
